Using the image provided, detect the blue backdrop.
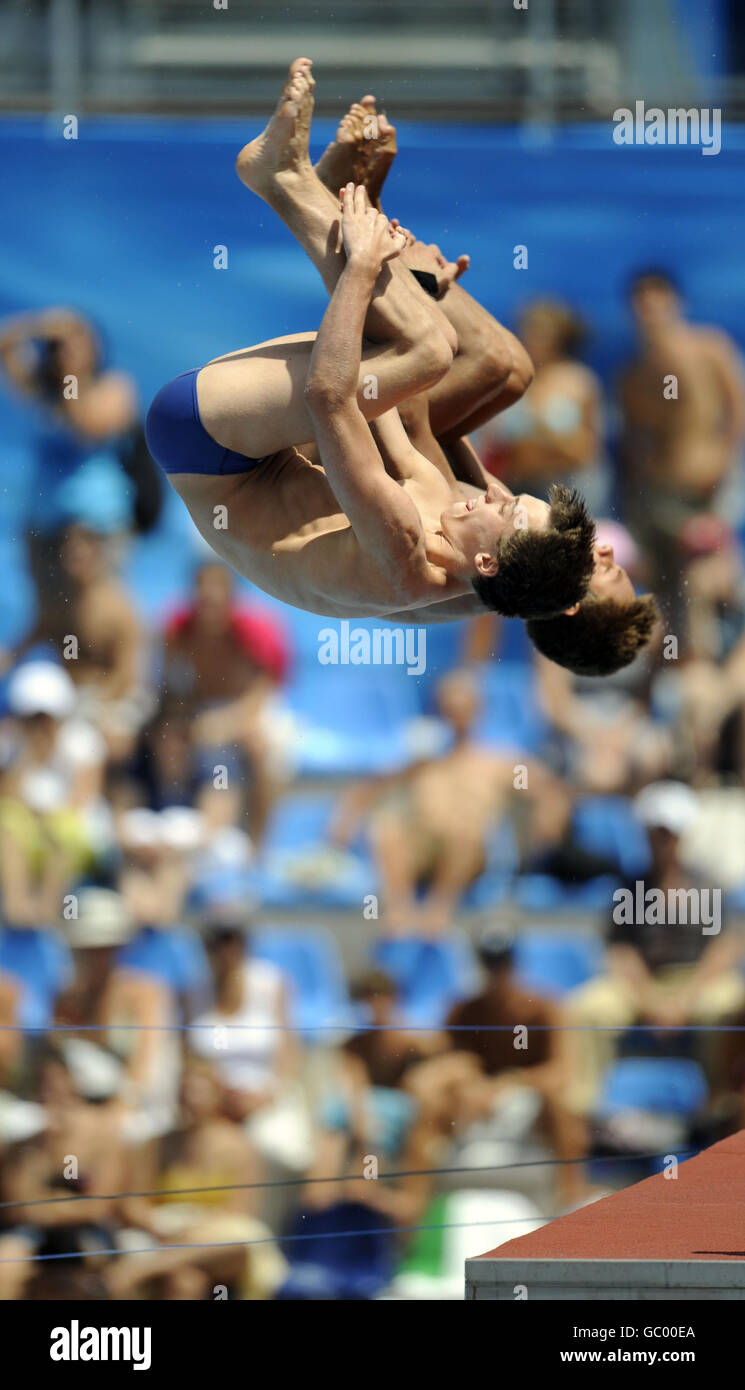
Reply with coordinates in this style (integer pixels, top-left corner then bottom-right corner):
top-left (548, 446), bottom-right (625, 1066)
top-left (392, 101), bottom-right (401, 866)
top-left (1, 115), bottom-right (744, 643)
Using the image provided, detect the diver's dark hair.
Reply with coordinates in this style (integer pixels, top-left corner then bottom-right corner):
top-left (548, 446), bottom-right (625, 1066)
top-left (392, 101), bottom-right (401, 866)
top-left (472, 485), bottom-right (595, 620)
top-left (526, 594), bottom-right (659, 677)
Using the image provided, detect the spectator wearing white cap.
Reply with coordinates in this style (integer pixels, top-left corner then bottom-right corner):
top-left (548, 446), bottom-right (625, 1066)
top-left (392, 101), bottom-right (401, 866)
top-left (55, 887), bottom-right (181, 1140)
top-left (561, 781), bottom-right (745, 1117)
top-left (0, 663), bottom-right (101, 945)
top-left (4, 659), bottom-right (106, 806)
top-left (114, 807), bottom-right (209, 1020)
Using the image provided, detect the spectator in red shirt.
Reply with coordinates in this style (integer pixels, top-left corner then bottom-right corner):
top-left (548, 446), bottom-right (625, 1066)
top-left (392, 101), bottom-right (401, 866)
top-left (161, 562), bottom-right (290, 843)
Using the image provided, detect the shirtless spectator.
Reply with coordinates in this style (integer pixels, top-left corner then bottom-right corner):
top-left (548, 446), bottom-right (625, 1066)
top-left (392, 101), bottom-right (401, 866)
top-left (673, 515), bottom-right (745, 783)
top-left (619, 269), bottom-right (745, 618)
top-left (344, 969), bottom-right (446, 1089)
top-left (162, 562), bottom-right (290, 843)
top-left (479, 298), bottom-right (608, 514)
top-left (330, 668), bottom-right (572, 933)
top-left (445, 927), bottom-right (585, 1204)
top-left (13, 523), bottom-right (147, 760)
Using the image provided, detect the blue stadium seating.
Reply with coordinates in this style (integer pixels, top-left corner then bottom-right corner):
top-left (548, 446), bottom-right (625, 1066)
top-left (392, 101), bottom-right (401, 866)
top-left (598, 1058), bottom-right (708, 1119)
top-left (472, 661), bottom-right (548, 753)
top-left (372, 935), bottom-right (479, 1026)
top-left (4, 118), bottom-right (745, 639)
top-left (571, 796), bottom-right (651, 878)
top-left (278, 1201), bottom-right (396, 1300)
top-left (514, 873), bottom-right (620, 912)
top-left (255, 791), bottom-right (375, 909)
top-left (513, 931), bottom-right (604, 998)
top-left (0, 927), bottom-right (71, 1028)
top-left (252, 924), bottom-right (353, 1038)
top-left (284, 657), bottom-right (421, 777)
top-left (461, 819), bottom-right (519, 909)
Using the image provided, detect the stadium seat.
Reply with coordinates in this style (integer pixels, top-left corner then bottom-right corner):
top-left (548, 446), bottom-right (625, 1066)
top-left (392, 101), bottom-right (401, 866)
top-left (513, 931), bottom-right (604, 998)
top-left (0, 927), bottom-right (72, 1029)
top-left (571, 796), bottom-right (651, 878)
top-left (726, 882), bottom-right (745, 913)
top-left (255, 791), bottom-right (375, 909)
top-left (277, 1201), bottom-right (397, 1300)
top-left (284, 657), bottom-right (421, 777)
top-left (597, 1058), bottom-right (708, 1119)
top-left (462, 819), bottom-right (519, 909)
top-left (514, 873), bottom-right (620, 912)
top-left (252, 924), bottom-right (352, 1037)
top-left (372, 935), bottom-right (479, 1026)
top-left (472, 661), bottom-right (548, 753)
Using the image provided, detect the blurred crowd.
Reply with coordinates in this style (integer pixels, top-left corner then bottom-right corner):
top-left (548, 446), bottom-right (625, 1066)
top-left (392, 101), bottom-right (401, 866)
top-left (1, 272), bottom-right (745, 1300)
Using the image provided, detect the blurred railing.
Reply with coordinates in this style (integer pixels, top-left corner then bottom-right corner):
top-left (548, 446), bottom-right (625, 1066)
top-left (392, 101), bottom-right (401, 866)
top-left (0, 0), bottom-right (737, 120)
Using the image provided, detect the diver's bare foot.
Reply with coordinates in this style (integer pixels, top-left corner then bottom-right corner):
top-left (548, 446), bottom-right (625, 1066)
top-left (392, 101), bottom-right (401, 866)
top-left (361, 102), bottom-right (398, 211)
top-left (315, 95), bottom-right (397, 210)
top-left (235, 57), bottom-right (316, 198)
top-left (314, 100), bottom-right (369, 196)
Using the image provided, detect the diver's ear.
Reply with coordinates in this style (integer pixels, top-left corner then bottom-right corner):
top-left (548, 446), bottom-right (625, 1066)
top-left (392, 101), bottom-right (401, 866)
top-left (474, 551), bottom-right (499, 579)
top-left (563, 602), bottom-right (581, 617)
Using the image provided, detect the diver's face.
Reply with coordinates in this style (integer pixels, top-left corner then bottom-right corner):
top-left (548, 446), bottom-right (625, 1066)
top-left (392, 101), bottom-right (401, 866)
top-left (587, 543), bottom-right (635, 602)
top-left (440, 480), bottom-right (550, 572)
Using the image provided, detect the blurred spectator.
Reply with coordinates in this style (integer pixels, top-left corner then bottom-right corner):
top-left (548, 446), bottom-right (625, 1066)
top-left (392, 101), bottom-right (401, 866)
top-left (341, 969), bottom-right (502, 1205)
top-left (126, 701), bottom-right (199, 811)
top-left (55, 888), bottom-right (180, 1140)
top-left (3, 658), bottom-right (107, 811)
top-left (445, 927), bottom-right (584, 1203)
top-left (331, 670), bottom-right (575, 933)
top-left (129, 1056), bottom-right (262, 1233)
top-left (189, 915), bottom-right (305, 1169)
top-left (619, 269), bottom-right (745, 621)
top-left (0, 668), bottom-right (95, 980)
top-left (344, 969), bottom-right (445, 1087)
top-left (12, 525), bottom-right (149, 760)
top-left (0, 1043), bottom-right (134, 1240)
top-left (161, 563), bottom-right (290, 843)
top-left (0, 971), bottom-right (22, 1084)
top-left (120, 1055), bottom-right (287, 1299)
top-left (672, 516), bottom-right (745, 783)
top-left (119, 1056), bottom-right (287, 1295)
top-left (0, 306), bottom-right (161, 633)
top-left (563, 782), bottom-right (745, 1116)
top-left (478, 297), bottom-right (608, 513)
top-left (114, 807), bottom-right (209, 1020)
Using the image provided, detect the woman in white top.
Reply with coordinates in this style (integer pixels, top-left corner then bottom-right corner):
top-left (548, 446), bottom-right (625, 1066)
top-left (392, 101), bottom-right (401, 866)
top-left (190, 921), bottom-right (297, 1122)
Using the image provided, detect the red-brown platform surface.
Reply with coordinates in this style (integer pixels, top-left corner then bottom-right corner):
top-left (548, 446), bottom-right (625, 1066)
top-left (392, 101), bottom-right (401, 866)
top-left (478, 1132), bottom-right (745, 1262)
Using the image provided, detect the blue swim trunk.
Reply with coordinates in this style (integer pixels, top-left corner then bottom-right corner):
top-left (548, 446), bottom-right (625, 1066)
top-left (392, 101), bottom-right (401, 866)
top-left (145, 368), bottom-right (265, 476)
